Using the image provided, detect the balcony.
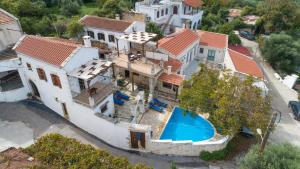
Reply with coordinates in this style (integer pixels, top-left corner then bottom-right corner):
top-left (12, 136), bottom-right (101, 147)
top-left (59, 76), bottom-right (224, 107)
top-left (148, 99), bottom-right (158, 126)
top-left (181, 10), bottom-right (203, 20)
top-left (73, 82), bottom-right (113, 108)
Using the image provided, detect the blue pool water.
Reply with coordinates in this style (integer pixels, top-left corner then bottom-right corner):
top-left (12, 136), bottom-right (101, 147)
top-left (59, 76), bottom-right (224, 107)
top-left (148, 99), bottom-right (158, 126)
top-left (160, 107), bottom-right (215, 142)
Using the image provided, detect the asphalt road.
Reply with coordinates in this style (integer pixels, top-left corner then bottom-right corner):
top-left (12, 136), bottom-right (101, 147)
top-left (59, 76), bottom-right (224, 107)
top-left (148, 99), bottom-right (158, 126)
top-left (240, 37), bottom-right (300, 147)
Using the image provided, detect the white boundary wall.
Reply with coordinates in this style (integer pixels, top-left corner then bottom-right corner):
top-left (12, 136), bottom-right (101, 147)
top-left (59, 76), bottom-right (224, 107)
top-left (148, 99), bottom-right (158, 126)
top-left (0, 87), bottom-right (28, 102)
top-left (147, 136), bottom-right (229, 156)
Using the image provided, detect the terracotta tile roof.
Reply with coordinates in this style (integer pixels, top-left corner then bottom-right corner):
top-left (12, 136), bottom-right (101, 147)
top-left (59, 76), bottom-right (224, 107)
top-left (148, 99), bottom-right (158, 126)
top-left (198, 30), bottom-right (228, 49)
top-left (229, 45), bottom-right (252, 56)
top-left (158, 73), bottom-right (184, 86)
top-left (15, 35), bottom-right (82, 67)
top-left (183, 0), bottom-right (204, 8)
top-left (158, 29), bottom-right (199, 57)
top-left (0, 9), bottom-right (16, 25)
top-left (228, 9), bottom-right (242, 17)
top-left (80, 15), bottom-right (132, 32)
top-left (148, 57), bottom-right (182, 73)
top-left (228, 49), bottom-right (264, 79)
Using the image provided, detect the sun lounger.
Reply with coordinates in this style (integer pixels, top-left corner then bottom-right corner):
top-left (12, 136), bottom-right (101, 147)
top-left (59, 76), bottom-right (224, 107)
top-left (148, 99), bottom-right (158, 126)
top-left (152, 98), bottom-right (167, 108)
top-left (149, 101), bottom-right (163, 112)
top-left (115, 90), bottom-right (129, 100)
top-left (113, 96), bottom-right (124, 105)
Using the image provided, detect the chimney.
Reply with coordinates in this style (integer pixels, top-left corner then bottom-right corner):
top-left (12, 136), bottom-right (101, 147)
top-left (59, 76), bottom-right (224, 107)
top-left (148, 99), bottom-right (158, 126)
top-left (159, 60), bottom-right (164, 68)
top-left (167, 66), bottom-right (172, 75)
top-left (83, 35), bottom-right (91, 48)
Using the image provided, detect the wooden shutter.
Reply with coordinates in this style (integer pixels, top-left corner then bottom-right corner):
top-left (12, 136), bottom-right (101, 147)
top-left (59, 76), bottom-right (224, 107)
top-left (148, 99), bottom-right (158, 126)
top-left (37, 68), bottom-right (47, 81)
top-left (140, 133), bottom-right (146, 148)
top-left (130, 131), bottom-right (138, 148)
top-left (51, 74), bottom-right (62, 88)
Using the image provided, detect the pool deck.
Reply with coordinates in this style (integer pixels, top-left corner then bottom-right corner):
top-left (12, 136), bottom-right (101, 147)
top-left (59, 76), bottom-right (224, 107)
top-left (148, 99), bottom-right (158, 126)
top-left (139, 103), bottom-right (174, 139)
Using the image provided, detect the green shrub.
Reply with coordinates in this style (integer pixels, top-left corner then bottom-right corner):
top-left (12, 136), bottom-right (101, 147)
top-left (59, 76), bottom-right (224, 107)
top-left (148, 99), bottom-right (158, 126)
top-left (200, 137), bottom-right (235, 161)
top-left (24, 134), bottom-right (150, 169)
top-left (239, 143), bottom-right (300, 169)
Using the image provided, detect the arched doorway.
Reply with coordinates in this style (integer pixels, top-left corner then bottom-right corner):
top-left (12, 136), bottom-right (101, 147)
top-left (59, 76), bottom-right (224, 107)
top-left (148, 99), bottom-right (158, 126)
top-left (29, 80), bottom-right (40, 97)
top-left (173, 6), bottom-right (178, 15)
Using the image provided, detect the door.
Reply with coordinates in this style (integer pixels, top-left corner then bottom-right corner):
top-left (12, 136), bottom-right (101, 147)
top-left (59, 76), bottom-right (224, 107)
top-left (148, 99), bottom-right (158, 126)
top-left (29, 80), bottom-right (40, 97)
top-left (62, 103), bottom-right (69, 119)
top-left (173, 6), bottom-right (178, 15)
top-left (130, 131), bottom-right (146, 149)
top-left (130, 131), bottom-right (138, 148)
top-left (125, 70), bottom-right (130, 78)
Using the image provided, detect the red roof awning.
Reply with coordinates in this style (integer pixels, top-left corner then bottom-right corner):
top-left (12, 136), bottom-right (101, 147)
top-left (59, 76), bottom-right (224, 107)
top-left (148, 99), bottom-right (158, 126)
top-left (183, 0), bottom-right (204, 8)
top-left (158, 73), bottom-right (184, 86)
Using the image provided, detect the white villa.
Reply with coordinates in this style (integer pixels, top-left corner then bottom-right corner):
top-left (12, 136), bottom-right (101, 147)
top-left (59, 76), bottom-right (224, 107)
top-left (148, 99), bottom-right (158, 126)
top-left (135, 0), bottom-right (204, 34)
top-left (0, 11), bottom-right (265, 157)
top-left (80, 15), bottom-right (145, 53)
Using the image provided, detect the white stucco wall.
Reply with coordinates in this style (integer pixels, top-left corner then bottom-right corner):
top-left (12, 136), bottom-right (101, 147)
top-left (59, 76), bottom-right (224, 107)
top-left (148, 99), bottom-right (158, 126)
top-left (0, 87), bottom-right (28, 102)
top-left (0, 58), bottom-right (30, 102)
top-left (198, 46), bottom-right (226, 65)
top-left (16, 51), bottom-right (133, 149)
top-left (63, 47), bottom-right (99, 72)
top-left (223, 49), bottom-right (235, 72)
top-left (83, 21), bottom-right (145, 51)
top-left (0, 21), bottom-right (22, 51)
top-left (148, 136), bottom-right (229, 156)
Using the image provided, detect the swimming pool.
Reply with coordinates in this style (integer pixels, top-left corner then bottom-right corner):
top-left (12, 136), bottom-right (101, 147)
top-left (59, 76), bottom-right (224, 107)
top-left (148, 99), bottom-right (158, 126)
top-left (160, 107), bottom-right (215, 142)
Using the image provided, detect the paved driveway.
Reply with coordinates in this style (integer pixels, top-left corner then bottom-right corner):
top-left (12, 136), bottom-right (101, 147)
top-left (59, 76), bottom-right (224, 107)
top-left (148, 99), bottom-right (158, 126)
top-left (0, 101), bottom-right (208, 169)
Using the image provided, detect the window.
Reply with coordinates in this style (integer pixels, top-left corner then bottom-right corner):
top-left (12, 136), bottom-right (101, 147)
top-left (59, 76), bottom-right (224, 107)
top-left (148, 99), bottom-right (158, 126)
top-left (37, 68), bottom-right (47, 81)
top-left (51, 74), bottom-right (62, 88)
top-left (101, 103), bottom-right (108, 113)
top-left (163, 82), bottom-right (172, 89)
top-left (207, 50), bottom-right (216, 61)
top-left (27, 63), bottom-right (32, 70)
top-left (108, 35), bottom-right (115, 43)
top-left (97, 33), bottom-right (105, 41)
top-left (166, 8), bottom-right (168, 15)
top-left (157, 11), bottom-right (160, 18)
top-left (161, 9), bottom-right (164, 16)
top-left (87, 31), bottom-right (94, 39)
top-left (199, 48), bottom-right (204, 54)
top-left (79, 79), bottom-right (85, 91)
top-left (173, 6), bottom-right (178, 14)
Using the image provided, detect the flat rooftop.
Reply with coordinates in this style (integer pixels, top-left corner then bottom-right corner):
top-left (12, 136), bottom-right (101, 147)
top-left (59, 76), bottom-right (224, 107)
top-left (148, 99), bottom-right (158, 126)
top-left (69, 59), bottom-right (112, 80)
top-left (0, 47), bottom-right (17, 61)
top-left (113, 53), bottom-right (163, 77)
top-left (73, 82), bottom-right (113, 108)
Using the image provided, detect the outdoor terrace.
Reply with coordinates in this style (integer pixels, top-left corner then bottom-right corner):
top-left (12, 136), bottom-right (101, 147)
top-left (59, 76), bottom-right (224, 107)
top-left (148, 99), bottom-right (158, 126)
top-left (0, 47), bottom-right (17, 61)
top-left (113, 53), bottom-right (163, 77)
top-left (73, 82), bottom-right (113, 108)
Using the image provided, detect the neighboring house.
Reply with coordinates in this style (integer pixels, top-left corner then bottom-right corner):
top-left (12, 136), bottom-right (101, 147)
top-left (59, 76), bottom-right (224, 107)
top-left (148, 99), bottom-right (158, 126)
top-left (0, 8), bottom-right (27, 102)
top-left (224, 49), bottom-right (264, 80)
top-left (135, 0), bottom-right (204, 34)
top-left (80, 15), bottom-right (145, 51)
top-left (242, 15), bottom-right (260, 25)
top-left (228, 45), bottom-right (252, 57)
top-left (198, 30), bottom-right (228, 67)
top-left (227, 9), bottom-right (241, 22)
top-left (111, 31), bottom-right (185, 100)
top-left (0, 8), bottom-right (23, 51)
top-left (158, 28), bottom-right (199, 74)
